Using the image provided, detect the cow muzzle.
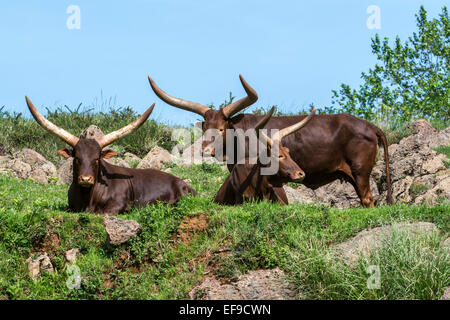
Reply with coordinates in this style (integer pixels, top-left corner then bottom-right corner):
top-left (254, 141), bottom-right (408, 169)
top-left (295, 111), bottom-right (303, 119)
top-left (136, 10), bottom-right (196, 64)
top-left (290, 170), bottom-right (305, 182)
top-left (78, 175), bottom-right (95, 187)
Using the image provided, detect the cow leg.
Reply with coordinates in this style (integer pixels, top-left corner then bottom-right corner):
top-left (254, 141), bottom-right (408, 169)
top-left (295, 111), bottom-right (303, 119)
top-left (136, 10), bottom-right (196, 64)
top-left (346, 141), bottom-right (377, 208)
top-left (351, 173), bottom-right (373, 208)
top-left (271, 186), bottom-right (288, 205)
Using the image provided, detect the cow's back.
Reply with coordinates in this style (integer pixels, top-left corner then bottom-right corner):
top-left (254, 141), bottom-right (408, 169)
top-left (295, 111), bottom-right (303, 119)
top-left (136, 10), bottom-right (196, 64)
top-left (128, 167), bottom-right (196, 205)
top-left (231, 113), bottom-right (379, 188)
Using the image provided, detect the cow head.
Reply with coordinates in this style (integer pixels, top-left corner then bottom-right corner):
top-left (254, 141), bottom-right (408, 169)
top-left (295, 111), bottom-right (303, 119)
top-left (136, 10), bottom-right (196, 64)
top-left (25, 96), bottom-right (154, 187)
top-left (257, 107), bottom-right (315, 183)
top-left (148, 75), bottom-right (257, 159)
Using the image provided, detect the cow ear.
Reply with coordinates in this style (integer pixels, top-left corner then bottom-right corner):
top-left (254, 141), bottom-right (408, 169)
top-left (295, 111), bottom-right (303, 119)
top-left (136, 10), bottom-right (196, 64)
top-left (101, 149), bottom-right (118, 159)
top-left (57, 148), bottom-right (72, 159)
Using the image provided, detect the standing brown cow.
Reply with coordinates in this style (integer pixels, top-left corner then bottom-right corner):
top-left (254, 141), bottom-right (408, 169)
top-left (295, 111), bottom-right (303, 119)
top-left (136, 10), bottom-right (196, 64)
top-left (214, 107), bottom-right (315, 205)
top-left (26, 97), bottom-right (196, 214)
top-left (148, 75), bottom-right (392, 207)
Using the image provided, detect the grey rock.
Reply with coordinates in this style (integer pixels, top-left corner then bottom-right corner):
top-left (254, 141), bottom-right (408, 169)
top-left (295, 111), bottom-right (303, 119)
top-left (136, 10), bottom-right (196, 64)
top-left (57, 158), bottom-right (73, 185)
top-left (104, 157), bottom-right (131, 168)
top-left (331, 222), bottom-right (439, 266)
top-left (189, 268), bottom-right (299, 300)
top-left (441, 287), bottom-right (450, 300)
top-left (137, 146), bottom-right (174, 170)
top-left (123, 152), bottom-right (141, 167)
top-left (65, 248), bottom-right (80, 264)
top-left (26, 252), bottom-right (54, 279)
top-left (0, 149), bottom-right (57, 184)
top-left (374, 121), bottom-right (450, 205)
top-left (284, 185), bottom-right (316, 204)
top-left (104, 215), bottom-right (141, 246)
top-left (79, 125), bottom-right (105, 140)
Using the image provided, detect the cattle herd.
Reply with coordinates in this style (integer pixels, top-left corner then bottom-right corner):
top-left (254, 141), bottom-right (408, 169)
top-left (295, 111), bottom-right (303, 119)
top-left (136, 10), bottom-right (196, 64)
top-left (25, 75), bottom-right (392, 214)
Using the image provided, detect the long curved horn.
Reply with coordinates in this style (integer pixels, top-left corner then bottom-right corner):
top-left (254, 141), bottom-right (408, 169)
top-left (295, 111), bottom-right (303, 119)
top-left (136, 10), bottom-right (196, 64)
top-left (255, 106), bottom-right (275, 139)
top-left (25, 96), bottom-right (79, 147)
top-left (221, 75), bottom-right (258, 119)
top-left (261, 108), bottom-right (315, 146)
top-left (96, 104), bottom-right (155, 148)
top-left (148, 76), bottom-right (210, 117)
top-left (278, 107), bottom-right (315, 139)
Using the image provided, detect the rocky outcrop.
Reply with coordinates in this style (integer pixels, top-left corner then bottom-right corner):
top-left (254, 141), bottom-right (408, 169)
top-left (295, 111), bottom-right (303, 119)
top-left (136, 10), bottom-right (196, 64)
top-left (0, 149), bottom-right (57, 184)
top-left (373, 120), bottom-right (449, 205)
top-left (26, 252), bottom-right (54, 279)
top-left (189, 268), bottom-right (298, 300)
top-left (331, 222), bottom-right (439, 266)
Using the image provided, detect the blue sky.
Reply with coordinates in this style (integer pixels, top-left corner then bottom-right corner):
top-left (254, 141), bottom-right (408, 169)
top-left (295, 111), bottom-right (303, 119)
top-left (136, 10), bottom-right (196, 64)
top-left (0, 1), bottom-right (446, 126)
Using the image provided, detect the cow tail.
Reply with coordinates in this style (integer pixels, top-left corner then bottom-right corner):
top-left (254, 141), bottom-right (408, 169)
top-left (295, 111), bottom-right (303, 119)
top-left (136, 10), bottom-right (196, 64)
top-left (375, 127), bottom-right (393, 204)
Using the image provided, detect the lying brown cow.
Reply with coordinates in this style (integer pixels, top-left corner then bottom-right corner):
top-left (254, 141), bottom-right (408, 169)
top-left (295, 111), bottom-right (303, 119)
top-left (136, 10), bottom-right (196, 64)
top-left (25, 97), bottom-right (196, 214)
top-left (148, 75), bottom-right (392, 208)
top-left (214, 107), bottom-right (315, 205)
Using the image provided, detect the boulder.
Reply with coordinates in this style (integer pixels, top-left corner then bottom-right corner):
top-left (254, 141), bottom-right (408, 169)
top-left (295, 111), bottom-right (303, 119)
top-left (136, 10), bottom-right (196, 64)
top-left (57, 158), bottom-right (73, 185)
top-left (65, 248), bottom-right (80, 264)
top-left (283, 185), bottom-right (316, 204)
top-left (104, 215), bottom-right (141, 246)
top-left (315, 178), bottom-right (379, 208)
top-left (26, 252), bottom-right (54, 279)
top-left (441, 287), bottom-right (450, 300)
top-left (414, 175), bottom-right (450, 205)
top-left (189, 268), bottom-right (299, 300)
top-left (137, 146), bottom-right (174, 170)
top-left (123, 152), bottom-right (141, 167)
top-left (331, 222), bottom-right (439, 266)
top-left (0, 149), bottom-right (57, 184)
top-left (405, 119), bottom-right (437, 136)
top-left (181, 139), bottom-right (204, 166)
top-left (104, 157), bottom-right (131, 168)
top-left (373, 120), bottom-right (449, 205)
top-left (79, 125), bottom-right (105, 140)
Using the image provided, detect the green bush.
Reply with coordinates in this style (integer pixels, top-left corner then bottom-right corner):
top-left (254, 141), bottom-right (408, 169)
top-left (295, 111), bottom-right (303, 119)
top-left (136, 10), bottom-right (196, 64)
top-left (329, 6), bottom-right (449, 123)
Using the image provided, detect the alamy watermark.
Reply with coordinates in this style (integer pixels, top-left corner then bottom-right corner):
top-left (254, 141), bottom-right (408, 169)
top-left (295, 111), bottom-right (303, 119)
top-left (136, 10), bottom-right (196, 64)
top-left (367, 265), bottom-right (381, 289)
top-left (66, 264), bottom-right (81, 290)
top-left (170, 127), bottom-right (281, 175)
top-left (367, 5), bottom-right (381, 30)
top-left (66, 5), bottom-right (81, 30)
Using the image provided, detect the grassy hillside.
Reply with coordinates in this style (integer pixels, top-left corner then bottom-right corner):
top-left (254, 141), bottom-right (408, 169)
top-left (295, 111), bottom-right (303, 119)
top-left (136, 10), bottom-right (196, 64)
top-left (0, 163), bottom-right (448, 300)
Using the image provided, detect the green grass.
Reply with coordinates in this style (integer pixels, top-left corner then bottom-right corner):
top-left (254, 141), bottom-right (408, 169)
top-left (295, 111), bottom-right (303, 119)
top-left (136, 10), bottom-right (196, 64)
top-left (409, 183), bottom-right (430, 196)
top-left (434, 145), bottom-right (450, 168)
top-left (0, 163), bottom-right (448, 300)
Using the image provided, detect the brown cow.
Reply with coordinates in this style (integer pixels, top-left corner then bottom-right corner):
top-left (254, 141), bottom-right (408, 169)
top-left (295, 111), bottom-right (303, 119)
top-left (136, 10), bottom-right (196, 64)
top-left (214, 107), bottom-right (315, 205)
top-left (148, 75), bottom-right (392, 207)
top-left (25, 97), bottom-right (196, 214)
